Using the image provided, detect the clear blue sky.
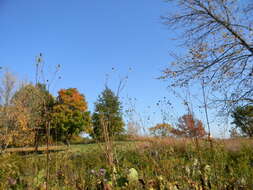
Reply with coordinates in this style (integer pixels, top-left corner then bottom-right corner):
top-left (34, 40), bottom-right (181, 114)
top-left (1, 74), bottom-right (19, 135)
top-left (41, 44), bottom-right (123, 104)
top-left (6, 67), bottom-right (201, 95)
top-left (0, 0), bottom-right (226, 136)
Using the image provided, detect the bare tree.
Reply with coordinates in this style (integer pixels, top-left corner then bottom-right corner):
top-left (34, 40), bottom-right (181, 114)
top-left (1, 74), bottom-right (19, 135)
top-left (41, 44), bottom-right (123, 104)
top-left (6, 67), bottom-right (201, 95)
top-left (0, 70), bottom-right (16, 106)
top-left (161, 0), bottom-right (253, 112)
top-left (127, 121), bottom-right (140, 137)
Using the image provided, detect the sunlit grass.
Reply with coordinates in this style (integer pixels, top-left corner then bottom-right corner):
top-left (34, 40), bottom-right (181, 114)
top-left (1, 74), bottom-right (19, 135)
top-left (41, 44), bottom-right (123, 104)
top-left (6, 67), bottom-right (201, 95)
top-left (1, 138), bottom-right (253, 189)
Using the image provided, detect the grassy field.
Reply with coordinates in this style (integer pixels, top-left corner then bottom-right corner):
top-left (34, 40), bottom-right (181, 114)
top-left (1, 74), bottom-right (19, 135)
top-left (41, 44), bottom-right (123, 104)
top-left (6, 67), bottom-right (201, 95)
top-left (1, 138), bottom-right (253, 189)
top-left (5, 146), bottom-right (67, 154)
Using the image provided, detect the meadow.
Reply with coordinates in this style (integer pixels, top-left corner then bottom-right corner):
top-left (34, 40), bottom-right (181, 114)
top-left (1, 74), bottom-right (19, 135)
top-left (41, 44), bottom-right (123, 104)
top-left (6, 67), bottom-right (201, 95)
top-left (2, 0), bottom-right (253, 189)
top-left (1, 137), bottom-right (253, 190)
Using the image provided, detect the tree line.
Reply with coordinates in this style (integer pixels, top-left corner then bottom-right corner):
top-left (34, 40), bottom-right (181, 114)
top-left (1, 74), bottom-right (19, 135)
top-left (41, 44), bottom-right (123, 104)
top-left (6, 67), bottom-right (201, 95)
top-left (0, 70), bottom-right (124, 149)
top-left (0, 66), bottom-right (251, 151)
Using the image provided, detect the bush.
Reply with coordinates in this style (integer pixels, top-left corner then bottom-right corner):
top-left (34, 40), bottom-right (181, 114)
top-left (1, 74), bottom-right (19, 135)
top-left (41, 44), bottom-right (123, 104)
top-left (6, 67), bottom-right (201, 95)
top-left (69, 135), bottom-right (94, 145)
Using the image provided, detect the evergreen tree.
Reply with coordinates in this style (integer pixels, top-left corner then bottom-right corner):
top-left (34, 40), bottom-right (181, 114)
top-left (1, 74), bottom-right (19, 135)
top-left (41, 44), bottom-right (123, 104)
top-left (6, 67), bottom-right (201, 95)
top-left (231, 106), bottom-right (253, 137)
top-left (91, 87), bottom-right (124, 140)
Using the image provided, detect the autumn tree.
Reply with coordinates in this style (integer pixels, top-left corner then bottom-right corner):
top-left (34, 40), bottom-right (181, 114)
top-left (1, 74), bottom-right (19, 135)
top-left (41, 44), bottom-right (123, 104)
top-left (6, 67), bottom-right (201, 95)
top-left (91, 87), bottom-right (124, 140)
top-left (0, 73), bottom-right (48, 149)
top-left (231, 105), bottom-right (253, 137)
top-left (51, 88), bottom-right (91, 144)
top-left (161, 0), bottom-right (253, 112)
top-left (33, 83), bottom-right (54, 149)
top-left (173, 114), bottom-right (206, 138)
top-left (0, 70), bottom-right (17, 149)
top-left (149, 123), bottom-right (173, 137)
top-left (10, 83), bottom-right (53, 147)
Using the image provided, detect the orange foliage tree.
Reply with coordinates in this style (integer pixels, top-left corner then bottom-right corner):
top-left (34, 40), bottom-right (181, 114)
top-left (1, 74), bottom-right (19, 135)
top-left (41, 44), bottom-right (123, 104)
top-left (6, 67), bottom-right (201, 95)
top-left (172, 114), bottom-right (206, 138)
top-left (51, 88), bottom-right (91, 144)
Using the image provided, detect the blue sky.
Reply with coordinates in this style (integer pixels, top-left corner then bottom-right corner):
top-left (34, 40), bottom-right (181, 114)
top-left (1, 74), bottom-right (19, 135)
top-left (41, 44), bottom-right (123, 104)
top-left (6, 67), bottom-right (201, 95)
top-left (0, 0), bottom-right (227, 136)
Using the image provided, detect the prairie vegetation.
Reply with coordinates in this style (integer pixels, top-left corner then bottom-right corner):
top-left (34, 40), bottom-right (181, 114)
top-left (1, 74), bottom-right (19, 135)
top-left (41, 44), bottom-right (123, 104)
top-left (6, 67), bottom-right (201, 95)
top-left (1, 138), bottom-right (253, 189)
top-left (2, 0), bottom-right (253, 189)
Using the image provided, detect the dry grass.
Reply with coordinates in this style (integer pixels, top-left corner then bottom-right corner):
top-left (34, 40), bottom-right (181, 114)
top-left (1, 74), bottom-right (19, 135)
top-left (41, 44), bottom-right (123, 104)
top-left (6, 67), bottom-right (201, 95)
top-left (132, 136), bottom-right (253, 152)
top-left (1, 138), bottom-right (253, 189)
top-left (217, 138), bottom-right (253, 152)
top-left (5, 145), bottom-right (67, 153)
top-left (4, 137), bottom-right (253, 153)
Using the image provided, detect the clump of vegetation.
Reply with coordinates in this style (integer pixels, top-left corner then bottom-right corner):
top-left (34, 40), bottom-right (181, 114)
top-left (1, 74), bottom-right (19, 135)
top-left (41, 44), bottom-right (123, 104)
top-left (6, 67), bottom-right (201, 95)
top-left (231, 105), bottom-right (253, 137)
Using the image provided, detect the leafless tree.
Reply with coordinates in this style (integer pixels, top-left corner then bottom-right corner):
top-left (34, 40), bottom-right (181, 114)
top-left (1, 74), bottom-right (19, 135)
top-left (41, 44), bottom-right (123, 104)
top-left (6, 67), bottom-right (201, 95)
top-left (0, 70), bottom-right (16, 106)
top-left (161, 0), bottom-right (253, 113)
top-left (127, 121), bottom-right (140, 137)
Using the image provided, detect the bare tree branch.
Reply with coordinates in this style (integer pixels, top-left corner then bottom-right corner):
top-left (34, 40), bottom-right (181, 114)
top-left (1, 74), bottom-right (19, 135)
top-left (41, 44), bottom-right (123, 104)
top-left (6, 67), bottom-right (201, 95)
top-left (161, 0), bottom-right (253, 111)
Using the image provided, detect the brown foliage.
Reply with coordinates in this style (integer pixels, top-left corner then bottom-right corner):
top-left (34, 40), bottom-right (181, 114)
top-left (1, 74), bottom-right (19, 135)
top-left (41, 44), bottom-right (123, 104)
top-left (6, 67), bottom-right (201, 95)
top-left (0, 103), bottom-right (35, 148)
top-left (172, 114), bottom-right (206, 138)
top-left (0, 84), bottom-right (51, 148)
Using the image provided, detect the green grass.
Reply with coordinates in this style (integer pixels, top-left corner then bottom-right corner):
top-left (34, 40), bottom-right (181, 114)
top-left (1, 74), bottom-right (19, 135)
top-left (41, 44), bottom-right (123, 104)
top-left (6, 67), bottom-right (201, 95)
top-left (5, 146), bottom-right (67, 153)
top-left (1, 138), bottom-right (253, 189)
top-left (70, 141), bottom-right (137, 153)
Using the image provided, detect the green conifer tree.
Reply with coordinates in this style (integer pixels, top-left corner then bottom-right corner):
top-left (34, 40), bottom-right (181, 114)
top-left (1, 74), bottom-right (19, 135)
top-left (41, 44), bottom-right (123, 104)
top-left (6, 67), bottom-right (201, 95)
top-left (91, 87), bottom-right (124, 140)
